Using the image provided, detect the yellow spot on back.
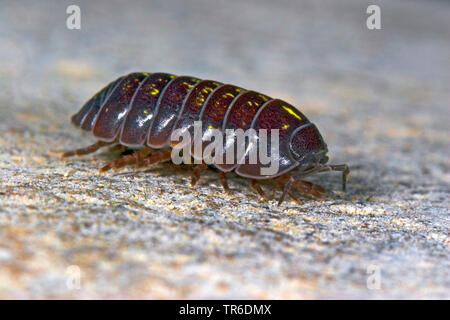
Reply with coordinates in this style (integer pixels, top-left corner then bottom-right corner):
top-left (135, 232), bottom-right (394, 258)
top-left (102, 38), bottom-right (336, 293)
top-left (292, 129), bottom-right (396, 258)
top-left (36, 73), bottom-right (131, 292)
top-left (259, 95), bottom-right (269, 102)
top-left (282, 106), bottom-right (301, 120)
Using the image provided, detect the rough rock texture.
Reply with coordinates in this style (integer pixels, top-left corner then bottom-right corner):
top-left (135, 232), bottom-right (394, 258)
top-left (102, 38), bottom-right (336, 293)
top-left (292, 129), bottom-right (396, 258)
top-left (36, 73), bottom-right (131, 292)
top-left (0, 0), bottom-right (448, 299)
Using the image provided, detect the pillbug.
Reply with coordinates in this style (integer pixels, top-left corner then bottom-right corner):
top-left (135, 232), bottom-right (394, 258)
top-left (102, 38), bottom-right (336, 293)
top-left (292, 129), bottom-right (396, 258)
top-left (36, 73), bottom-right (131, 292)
top-left (63, 72), bottom-right (349, 205)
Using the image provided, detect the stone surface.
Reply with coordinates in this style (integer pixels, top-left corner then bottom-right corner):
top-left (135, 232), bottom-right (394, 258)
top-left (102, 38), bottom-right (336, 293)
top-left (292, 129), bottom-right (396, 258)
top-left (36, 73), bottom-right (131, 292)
top-left (0, 0), bottom-right (448, 299)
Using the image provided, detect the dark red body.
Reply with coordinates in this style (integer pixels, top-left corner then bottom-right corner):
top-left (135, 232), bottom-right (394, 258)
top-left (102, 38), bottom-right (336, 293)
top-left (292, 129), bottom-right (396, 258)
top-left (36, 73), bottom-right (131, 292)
top-left (71, 72), bottom-right (329, 180)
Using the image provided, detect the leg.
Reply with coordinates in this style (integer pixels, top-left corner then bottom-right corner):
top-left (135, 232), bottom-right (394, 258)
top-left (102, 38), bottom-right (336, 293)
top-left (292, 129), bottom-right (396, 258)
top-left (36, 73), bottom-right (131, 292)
top-left (276, 174), bottom-right (326, 206)
top-left (219, 172), bottom-right (230, 193)
top-left (251, 179), bottom-right (266, 200)
top-left (62, 140), bottom-right (112, 158)
top-left (311, 164), bottom-right (349, 192)
top-left (190, 164), bottom-right (230, 193)
top-left (100, 148), bottom-right (153, 172)
top-left (329, 164), bottom-right (349, 192)
top-left (276, 162), bottom-right (349, 205)
top-left (108, 144), bottom-right (128, 155)
top-left (277, 177), bottom-right (302, 206)
top-left (191, 163), bottom-right (208, 186)
top-left (295, 180), bottom-right (327, 198)
top-left (139, 150), bottom-right (172, 167)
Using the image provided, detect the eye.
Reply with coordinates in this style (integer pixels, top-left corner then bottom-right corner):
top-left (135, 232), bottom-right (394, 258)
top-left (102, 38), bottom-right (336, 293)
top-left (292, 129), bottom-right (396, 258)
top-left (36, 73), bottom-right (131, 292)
top-left (320, 155), bottom-right (329, 164)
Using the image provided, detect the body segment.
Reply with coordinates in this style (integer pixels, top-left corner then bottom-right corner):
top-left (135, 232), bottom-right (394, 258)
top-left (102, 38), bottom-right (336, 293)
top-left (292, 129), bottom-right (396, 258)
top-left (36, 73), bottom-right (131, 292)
top-left (192, 84), bottom-right (243, 161)
top-left (119, 73), bottom-right (174, 147)
top-left (171, 80), bottom-right (222, 147)
top-left (218, 90), bottom-right (271, 172)
top-left (71, 75), bottom-right (124, 131)
top-left (236, 99), bottom-right (310, 179)
top-left (93, 72), bottom-right (148, 141)
top-left (147, 76), bottom-right (201, 148)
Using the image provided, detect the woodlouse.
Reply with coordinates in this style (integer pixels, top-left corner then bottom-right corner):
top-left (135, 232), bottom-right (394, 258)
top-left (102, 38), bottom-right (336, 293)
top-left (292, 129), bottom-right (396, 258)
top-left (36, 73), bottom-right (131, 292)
top-left (63, 72), bottom-right (349, 205)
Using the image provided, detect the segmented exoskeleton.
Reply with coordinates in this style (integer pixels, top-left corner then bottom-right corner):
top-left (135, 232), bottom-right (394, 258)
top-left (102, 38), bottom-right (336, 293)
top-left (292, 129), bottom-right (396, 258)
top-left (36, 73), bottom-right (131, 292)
top-left (64, 72), bottom-right (349, 205)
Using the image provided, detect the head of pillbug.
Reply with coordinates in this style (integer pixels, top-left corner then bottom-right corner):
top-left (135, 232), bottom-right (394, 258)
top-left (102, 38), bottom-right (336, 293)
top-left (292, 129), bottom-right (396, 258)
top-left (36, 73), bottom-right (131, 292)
top-left (289, 123), bottom-right (329, 168)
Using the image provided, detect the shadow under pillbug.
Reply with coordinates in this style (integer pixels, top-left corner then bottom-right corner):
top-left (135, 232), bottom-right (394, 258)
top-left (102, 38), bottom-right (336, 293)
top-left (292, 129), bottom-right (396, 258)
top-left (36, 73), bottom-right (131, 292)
top-left (63, 72), bottom-right (349, 205)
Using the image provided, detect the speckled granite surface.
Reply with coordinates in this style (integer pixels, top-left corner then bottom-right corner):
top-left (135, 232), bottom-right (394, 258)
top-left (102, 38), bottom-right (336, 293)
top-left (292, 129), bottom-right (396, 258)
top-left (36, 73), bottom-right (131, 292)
top-left (0, 0), bottom-right (449, 299)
